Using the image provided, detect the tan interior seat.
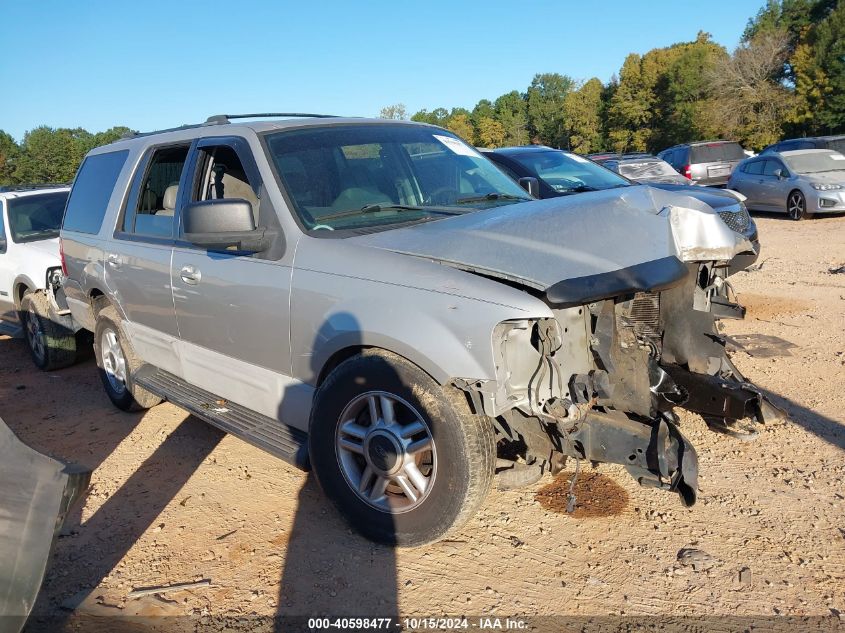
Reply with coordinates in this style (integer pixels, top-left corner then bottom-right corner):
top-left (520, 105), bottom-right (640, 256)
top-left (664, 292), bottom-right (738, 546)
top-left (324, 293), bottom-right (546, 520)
top-left (156, 184), bottom-right (178, 216)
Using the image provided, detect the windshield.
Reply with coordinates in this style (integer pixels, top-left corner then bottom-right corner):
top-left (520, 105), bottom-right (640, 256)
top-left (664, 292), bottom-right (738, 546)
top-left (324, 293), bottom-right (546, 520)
top-left (6, 191), bottom-right (69, 243)
top-left (783, 151), bottom-right (845, 174)
top-left (509, 150), bottom-right (630, 193)
top-left (617, 159), bottom-right (684, 181)
top-left (265, 124), bottom-right (532, 231)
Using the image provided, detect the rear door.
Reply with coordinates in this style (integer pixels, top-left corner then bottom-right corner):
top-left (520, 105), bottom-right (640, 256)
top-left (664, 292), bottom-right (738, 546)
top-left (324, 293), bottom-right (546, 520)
top-left (106, 143), bottom-right (189, 375)
top-left (171, 136), bottom-right (295, 424)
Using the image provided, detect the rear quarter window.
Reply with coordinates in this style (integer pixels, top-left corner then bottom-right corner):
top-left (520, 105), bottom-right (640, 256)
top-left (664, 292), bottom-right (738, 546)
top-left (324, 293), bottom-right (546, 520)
top-left (62, 150), bottom-right (129, 234)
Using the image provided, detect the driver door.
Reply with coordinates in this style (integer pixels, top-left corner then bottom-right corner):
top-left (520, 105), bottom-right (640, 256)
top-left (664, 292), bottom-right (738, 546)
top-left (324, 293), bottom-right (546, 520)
top-left (171, 136), bottom-right (296, 424)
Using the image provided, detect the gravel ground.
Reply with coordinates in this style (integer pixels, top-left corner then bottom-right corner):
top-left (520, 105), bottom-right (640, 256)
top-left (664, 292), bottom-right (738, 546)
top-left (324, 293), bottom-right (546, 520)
top-left (1, 213), bottom-right (844, 631)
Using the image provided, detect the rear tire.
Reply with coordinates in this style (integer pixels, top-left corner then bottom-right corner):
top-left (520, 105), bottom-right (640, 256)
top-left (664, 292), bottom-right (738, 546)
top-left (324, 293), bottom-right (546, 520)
top-left (93, 306), bottom-right (162, 411)
top-left (20, 291), bottom-right (76, 371)
top-left (309, 350), bottom-right (495, 546)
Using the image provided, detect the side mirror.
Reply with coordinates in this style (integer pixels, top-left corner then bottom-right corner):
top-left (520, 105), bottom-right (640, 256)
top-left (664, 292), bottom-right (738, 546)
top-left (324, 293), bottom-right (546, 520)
top-left (182, 199), bottom-right (268, 253)
top-left (773, 168), bottom-right (785, 179)
top-left (518, 176), bottom-right (540, 198)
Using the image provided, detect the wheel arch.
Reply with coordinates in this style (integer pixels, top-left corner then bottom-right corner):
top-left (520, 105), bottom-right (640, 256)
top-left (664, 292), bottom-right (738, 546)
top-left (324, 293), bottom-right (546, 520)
top-left (313, 334), bottom-right (459, 389)
top-left (12, 275), bottom-right (37, 310)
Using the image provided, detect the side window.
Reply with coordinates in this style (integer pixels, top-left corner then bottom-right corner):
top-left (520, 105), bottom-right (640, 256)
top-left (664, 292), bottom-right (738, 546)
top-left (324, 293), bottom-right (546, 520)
top-left (745, 160), bottom-right (765, 176)
top-left (63, 150), bottom-right (130, 234)
top-left (122, 145), bottom-right (189, 238)
top-left (194, 145), bottom-right (259, 219)
top-left (762, 159), bottom-right (784, 177)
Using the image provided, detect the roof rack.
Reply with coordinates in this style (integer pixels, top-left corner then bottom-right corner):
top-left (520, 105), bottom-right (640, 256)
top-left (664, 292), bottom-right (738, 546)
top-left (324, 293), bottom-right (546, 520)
top-left (121, 113), bottom-right (340, 140)
top-left (205, 113), bottom-right (339, 125)
top-left (0, 183), bottom-right (70, 193)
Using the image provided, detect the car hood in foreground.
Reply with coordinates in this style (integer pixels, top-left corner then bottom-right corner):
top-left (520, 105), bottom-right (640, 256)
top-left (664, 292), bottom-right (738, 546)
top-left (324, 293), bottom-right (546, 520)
top-left (353, 186), bottom-right (752, 303)
top-left (0, 417), bottom-right (90, 633)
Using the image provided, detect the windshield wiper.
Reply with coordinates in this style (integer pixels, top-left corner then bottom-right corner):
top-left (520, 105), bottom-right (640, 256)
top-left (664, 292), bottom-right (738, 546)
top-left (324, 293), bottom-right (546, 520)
top-left (456, 192), bottom-right (530, 204)
top-left (314, 204), bottom-right (461, 222)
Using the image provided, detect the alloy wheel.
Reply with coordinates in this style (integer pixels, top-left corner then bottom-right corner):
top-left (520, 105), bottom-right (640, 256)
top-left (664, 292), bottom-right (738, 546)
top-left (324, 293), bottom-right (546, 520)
top-left (24, 307), bottom-right (45, 364)
top-left (100, 327), bottom-right (127, 395)
top-left (335, 391), bottom-right (437, 514)
top-left (788, 192), bottom-right (805, 220)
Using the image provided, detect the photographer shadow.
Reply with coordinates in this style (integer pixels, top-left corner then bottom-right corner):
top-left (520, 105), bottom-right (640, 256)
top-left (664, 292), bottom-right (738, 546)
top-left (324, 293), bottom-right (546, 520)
top-left (275, 313), bottom-right (399, 629)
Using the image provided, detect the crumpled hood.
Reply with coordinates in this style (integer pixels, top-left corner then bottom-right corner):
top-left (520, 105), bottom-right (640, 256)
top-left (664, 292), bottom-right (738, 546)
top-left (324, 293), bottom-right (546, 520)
top-left (352, 186), bottom-right (750, 294)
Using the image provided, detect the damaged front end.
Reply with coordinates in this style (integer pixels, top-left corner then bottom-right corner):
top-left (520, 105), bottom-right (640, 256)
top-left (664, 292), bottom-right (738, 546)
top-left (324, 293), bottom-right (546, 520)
top-left (461, 208), bottom-right (778, 509)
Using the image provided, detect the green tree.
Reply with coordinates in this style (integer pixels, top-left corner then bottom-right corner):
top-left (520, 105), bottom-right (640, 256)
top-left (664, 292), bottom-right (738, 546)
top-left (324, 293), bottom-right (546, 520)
top-left (14, 127), bottom-right (90, 183)
top-left (475, 116), bottom-right (505, 148)
top-left (494, 91), bottom-right (529, 146)
top-left (526, 73), bottom-right (573, 146)
top-left (564, 78), bottom-right (604, 153)
top-left (411, 108), bottom-right (448, 126)
top-left (809, 1), bottom-right (845, 132)
top-left (470, 99), bottom-right (495, 129)
top-left (607, 54), bottom-right (653, 152)
top-left (0, 131), bottom-right (20, 186)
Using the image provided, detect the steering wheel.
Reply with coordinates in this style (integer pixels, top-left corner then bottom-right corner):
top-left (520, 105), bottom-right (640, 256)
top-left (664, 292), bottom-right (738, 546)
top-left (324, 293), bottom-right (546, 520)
top-left (312, 224), bottom-right (334, 231)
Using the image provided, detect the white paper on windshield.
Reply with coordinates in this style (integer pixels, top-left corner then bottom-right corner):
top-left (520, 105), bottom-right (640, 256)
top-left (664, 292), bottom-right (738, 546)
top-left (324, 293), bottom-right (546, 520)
top-left (569, 154), bottom-right (591, 163)
top-left (433, 134), bottom-right (482, 158)
top-left (830, 154), bottom-right (845, 160)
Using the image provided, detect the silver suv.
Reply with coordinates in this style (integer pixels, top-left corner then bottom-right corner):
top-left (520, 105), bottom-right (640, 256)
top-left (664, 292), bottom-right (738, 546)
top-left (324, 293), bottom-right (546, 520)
top-left (60, 114), bottom-right (779, 545)
top-left (658, 140), bottom-right (747, 187)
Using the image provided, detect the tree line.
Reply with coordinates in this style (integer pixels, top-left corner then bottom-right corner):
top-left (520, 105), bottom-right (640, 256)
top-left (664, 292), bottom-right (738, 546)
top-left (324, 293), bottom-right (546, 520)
top-left (382, 0), bottom-right (843, 154)
top-left (0, 126), bottom-right (131, 186)
top-left (1, 0), bottom-right (841, 187)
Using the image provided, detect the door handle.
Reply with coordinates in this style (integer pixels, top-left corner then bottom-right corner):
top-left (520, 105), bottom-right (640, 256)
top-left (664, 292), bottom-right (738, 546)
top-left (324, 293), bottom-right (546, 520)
top-left (106, 253), bottom-right (121, 269)
top-left (180, 265), bottom-right (201, 285)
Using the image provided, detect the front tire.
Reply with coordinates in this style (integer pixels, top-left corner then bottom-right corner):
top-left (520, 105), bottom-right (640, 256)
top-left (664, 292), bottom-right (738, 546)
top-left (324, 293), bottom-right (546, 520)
top-left (93, 306), bottom-right (162, 411)
top-left (309, 350), bottom-right (495, 546)
top-left (20, 291), bottom-right (77, 371)
top-left (787, 190), bottom-right (807, 221)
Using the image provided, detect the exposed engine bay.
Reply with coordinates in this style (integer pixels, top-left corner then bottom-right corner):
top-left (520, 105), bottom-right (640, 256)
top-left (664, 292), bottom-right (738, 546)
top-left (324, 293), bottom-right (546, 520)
top-left (460, 260), bottom-right (783, 508)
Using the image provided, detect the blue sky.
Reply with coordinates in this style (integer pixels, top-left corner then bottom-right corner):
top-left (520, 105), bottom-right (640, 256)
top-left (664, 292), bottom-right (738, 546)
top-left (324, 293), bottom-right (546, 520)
top-left (0, 0), bottom-right (764, 141)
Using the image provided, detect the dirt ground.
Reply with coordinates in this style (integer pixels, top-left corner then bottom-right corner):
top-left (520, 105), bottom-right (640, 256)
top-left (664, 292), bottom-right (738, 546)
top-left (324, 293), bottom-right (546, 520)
top-left (1, 213), bottom-right (844, 630)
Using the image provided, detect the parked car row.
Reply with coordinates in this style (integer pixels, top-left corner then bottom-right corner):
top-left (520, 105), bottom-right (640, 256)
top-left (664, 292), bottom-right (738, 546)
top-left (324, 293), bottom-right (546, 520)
top-left (586, 133), bottom-right (845, 220)
top-left (3, 115), bottom-right (784, 548)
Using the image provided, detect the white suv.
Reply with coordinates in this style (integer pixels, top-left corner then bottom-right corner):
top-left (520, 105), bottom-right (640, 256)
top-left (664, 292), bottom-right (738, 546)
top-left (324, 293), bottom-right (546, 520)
top-left (0, 185), bottom-right (79, 369)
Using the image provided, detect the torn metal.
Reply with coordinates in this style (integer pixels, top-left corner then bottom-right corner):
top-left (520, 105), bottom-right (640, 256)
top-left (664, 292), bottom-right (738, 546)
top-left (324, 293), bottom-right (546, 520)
top-left (462, 257), bottom-right (782, 507)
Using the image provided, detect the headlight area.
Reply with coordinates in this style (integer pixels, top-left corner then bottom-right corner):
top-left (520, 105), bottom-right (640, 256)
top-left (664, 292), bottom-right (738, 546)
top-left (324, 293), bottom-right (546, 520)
top-left (473, 310), bottom-right (700, 505)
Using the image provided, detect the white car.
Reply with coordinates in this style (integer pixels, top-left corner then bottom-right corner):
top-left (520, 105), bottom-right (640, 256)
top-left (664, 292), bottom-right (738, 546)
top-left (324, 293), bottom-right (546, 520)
top-left (0, 185), bottom-right (79, 369)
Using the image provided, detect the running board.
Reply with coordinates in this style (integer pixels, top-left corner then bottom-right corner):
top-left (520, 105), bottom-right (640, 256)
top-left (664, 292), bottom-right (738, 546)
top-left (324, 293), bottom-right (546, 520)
top-left (134, 365), bottom-right (309, 470)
